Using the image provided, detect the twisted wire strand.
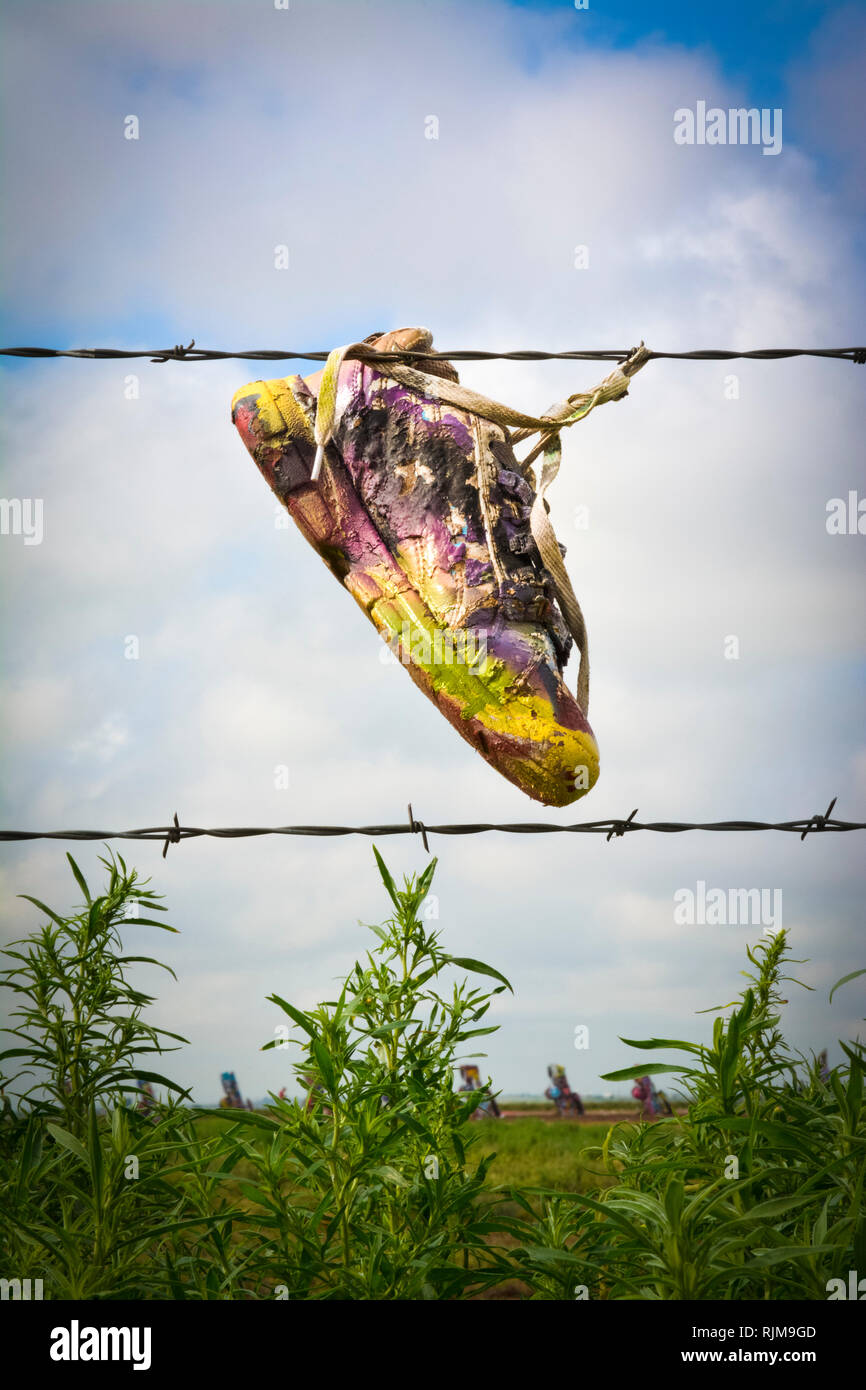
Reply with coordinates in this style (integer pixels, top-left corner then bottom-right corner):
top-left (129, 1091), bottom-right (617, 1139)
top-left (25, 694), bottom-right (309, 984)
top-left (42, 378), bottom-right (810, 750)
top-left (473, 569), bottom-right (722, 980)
top-left (1, 343), bottom-right (864, 365)
top-left (0, 800), bottom-right (857, 856)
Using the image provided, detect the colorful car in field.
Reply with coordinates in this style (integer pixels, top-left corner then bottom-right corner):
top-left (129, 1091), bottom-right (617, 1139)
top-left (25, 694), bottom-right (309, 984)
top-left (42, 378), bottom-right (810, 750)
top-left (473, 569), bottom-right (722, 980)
top-left (545, 1064), bottom-right (585, 1117)
top-left (631, 1075), bottom-right (674, 1117)
top-left (220, 1071), bottom-right (246, 1109)
top-left (458, 1065), bottom-right (502, 1119)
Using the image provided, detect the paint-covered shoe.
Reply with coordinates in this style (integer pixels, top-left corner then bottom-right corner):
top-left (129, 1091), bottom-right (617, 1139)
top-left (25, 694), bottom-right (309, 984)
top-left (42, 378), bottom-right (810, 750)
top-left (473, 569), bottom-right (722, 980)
top-left (232, 329), bottom-right (645, 805)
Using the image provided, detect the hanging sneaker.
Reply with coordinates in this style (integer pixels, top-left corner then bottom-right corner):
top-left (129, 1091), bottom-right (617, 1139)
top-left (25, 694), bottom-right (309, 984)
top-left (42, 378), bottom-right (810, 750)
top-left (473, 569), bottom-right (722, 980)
top-left (231, 329), bottom-right (647, 806)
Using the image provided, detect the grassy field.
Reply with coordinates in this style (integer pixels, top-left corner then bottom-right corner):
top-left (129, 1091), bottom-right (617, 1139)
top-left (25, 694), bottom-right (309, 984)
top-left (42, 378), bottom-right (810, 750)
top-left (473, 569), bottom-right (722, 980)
top-left (5, 855), bottom-right (860, 1301)
top-left (190, 1111), bottom-right (619, 1300)
top-left (470, 1118), bottom-right (614, 1191)
top-left (194, 1111), bottom-right (618, 1194)
top-left (468, 1119), bottom-right (620, 1298)
top-left (499, 1098), bottom-right (637, 1111)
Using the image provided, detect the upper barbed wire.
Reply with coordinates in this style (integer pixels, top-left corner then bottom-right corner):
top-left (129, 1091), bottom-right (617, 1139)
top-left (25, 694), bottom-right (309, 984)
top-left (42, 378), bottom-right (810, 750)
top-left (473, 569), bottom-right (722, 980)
top-left (1, 342), bottom-right (865, 365)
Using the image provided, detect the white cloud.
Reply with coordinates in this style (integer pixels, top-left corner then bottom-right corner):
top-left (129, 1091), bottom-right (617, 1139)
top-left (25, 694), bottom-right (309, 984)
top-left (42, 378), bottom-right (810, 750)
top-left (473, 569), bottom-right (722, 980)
top-left (0, 0), bottom-right (864, 1100)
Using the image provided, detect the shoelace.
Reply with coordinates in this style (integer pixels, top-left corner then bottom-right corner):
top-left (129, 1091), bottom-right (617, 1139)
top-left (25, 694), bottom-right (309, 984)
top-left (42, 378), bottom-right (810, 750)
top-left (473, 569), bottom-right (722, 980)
top-left (313, 343), bottom-right (651, 713)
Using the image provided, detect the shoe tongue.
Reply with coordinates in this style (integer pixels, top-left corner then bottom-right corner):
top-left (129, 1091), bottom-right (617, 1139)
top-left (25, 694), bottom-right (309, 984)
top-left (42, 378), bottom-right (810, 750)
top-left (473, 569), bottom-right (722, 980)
top-left (366, 327), bottom-right (459, 383)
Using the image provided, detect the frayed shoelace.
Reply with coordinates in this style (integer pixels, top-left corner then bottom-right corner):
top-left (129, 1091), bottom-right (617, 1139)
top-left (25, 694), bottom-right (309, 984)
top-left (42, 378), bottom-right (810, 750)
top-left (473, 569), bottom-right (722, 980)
top-left (312, 341), bottom-right (651, 713)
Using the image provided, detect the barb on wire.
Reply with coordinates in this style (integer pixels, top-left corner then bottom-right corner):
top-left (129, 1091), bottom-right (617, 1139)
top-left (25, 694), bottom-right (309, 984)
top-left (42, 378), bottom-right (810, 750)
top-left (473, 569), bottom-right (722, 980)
top-left (1, 803), bottom-right (862, 850)
top-left (162, 811), bottom-right (181, 859)
top-left (1, 344), bottom-right (864, 366)
top-left (407, 803), bottom-right (430, 854)
top-left (150, 340), bottom-right (196, 365)
top-left (607, 808), bottom-right (639, 841)
top-left (800, 796), bottom-right (838, 841)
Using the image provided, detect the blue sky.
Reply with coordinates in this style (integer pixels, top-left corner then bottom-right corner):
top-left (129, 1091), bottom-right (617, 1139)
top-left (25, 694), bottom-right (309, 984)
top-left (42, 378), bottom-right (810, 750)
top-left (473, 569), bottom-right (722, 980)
top-left (512, 0), bottom-right (827, 75)
top-left (1, 0), bottom-right (861, 350)
top-left (1, 0), bottom-right (864, 1105)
